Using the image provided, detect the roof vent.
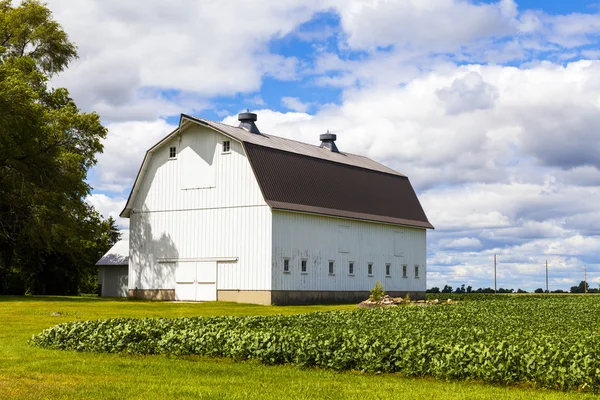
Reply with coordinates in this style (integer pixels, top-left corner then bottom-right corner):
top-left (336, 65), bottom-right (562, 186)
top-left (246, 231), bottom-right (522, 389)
top-left (238, 111), bottom-right (260, 134)
top-left (319, 130), bottom-right (339, 153)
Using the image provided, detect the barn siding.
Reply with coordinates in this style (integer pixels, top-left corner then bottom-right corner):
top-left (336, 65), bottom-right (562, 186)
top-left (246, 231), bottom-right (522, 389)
top-left (128, 125), bottom-right (272, 292)
top-left (133, 125), bottom-right (265, 212)
top-left (271, 211), bottom-right (426, 294)
top-left (98, 266), bottom-right (128, 297)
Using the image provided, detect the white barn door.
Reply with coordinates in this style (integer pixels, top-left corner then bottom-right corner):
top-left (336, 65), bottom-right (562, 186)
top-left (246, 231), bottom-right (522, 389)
top-left (196, 261), bottom-right (217, 301)
top-left (175, 261), bottom-right (217, 301)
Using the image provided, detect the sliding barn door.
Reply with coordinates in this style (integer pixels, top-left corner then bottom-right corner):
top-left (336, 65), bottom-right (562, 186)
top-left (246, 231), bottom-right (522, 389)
top-left (175, 261), bottom-right (217, 301)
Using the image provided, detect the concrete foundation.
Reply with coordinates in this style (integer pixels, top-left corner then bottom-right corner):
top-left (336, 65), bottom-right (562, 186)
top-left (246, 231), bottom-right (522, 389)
top-left (128, 289), bottom-right (425, 305)
top-left (217, 290), bottom-right (272, 305)
top-left (270, 290), bottom-right (425, 305)
top-left (128, 289), bottom-right (175, 300)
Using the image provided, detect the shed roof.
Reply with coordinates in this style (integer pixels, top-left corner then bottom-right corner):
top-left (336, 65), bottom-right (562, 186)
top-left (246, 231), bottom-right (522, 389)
top-left (96, 240), bottom-right (129, 266)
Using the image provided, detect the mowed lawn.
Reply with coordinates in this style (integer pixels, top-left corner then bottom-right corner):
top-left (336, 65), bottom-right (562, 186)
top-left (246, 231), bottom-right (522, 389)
top-left (0, 296), bottom-right (597, 400)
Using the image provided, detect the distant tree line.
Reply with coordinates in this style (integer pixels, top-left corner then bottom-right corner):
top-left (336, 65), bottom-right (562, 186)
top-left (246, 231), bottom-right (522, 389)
top-left (427, 281), bottom-right (598, 294)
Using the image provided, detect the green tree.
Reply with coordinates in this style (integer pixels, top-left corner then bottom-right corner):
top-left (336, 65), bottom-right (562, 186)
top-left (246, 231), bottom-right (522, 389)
top-left (0, 0), bottom-right (111, 294)
top-left (570, 281), bottom-right (589, 294)
top-left (0, 0), bottom-right (76, 75)
top-left (369, 280), bottom-right (385, 301)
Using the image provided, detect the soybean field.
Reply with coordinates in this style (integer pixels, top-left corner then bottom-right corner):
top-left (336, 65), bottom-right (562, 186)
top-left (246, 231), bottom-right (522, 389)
top-left (31, 295), bottom-right (600, 392)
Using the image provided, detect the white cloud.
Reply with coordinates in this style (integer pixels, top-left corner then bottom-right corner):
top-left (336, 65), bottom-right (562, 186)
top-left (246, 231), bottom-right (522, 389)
top-left (47, 0), bottom-right (328, 121)
top-left (92, 119), bottom-right (177, 193)
top-left (86, 193), bottom-right (128, 230)
top-left (281, 96), bottom-right (310, 113)
top-left (546, 235), bottom-right (600, 255)
top-left (436, 72), bottom-right (498, 115)
top-left (442, 237), bottom-right (483, 249)
top-left (333, 0), bottom-right (517, 51)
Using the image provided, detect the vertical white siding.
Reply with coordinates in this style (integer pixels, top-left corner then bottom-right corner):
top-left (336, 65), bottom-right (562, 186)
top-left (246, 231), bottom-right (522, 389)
top-left (133, 126), bottom-right (265, 211)
top-left (98, 266), bottom-right (128, 297)
top-left (129, 125), bottom-right (272, 292)
top-left (272, 211), bottom-right (427, 293)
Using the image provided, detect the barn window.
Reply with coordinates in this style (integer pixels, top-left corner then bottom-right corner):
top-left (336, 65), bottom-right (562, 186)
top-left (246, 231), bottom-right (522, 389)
top-left (283, 259), bottom-right (290, 273)
top-left (386, 263), bottom-right (391, 277)
top-left (367, 263), bottom-right (373, 276)
top-left (348, 262), bottom-right (354, 275)
top-left (415, 265), bottom-right (420, 278)
top-left (222, 140), bottom-right (231, 153)
top-left (402, 264), bottom-right (407, 278)
top-left (328, 261), bottom-right (334, 275)
top-left (301, 259), bottom-right (307, 273)
top-left (169, 146), bottom-right (177, 159)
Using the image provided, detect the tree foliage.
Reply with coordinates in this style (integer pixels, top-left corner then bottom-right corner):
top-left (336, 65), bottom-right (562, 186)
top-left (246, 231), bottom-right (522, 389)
top-left (570, 281), bottom-right (589, 294)
top-left (369, 280), bottom-right (385, 301)
top-left (0, 0), bottom-right (117, 294)
top-left (0, 0), bottom-right (76, 75)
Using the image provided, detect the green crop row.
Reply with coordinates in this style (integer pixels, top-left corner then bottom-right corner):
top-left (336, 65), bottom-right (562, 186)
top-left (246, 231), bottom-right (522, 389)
top-left (30, 296), bottom-right (600, 392)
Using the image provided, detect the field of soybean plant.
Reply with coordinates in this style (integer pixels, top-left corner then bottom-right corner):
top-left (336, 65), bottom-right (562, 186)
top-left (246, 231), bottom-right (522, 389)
top-left (31, 295), bottom-right (600, 393)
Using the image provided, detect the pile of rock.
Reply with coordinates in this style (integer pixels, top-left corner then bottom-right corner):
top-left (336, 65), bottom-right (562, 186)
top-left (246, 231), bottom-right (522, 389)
top-left (357, 296), bottom-right (450, 308)
top-left (357, 295), bottom-right (404, 308)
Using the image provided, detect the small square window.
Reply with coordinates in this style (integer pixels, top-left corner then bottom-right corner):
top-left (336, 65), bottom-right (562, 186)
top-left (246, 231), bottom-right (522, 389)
top-left (328, 261), bottom-right (334, 275)
top-left (222, 140), bottom-right (231, 153)
top-left (367, 263), bottom-right (373, 276)
top-left (169, 146), bottom-right (176, 158)
top-left (348, 262), bottom-right (354, 275)
top-left (402, 264), bottom-right (407, 278)
top-left (386, 263), bottom-right (391, 276)
top-left (415, 265), bottom-right (420, 278)
top-left (283, 259), bottom-right (290, 273)
top-left (301, 259), bottom-right (307, 273)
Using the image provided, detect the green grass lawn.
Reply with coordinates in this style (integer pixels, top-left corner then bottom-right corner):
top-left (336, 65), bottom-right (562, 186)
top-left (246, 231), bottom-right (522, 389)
top-left (0, 296), bottom-right (597, 400)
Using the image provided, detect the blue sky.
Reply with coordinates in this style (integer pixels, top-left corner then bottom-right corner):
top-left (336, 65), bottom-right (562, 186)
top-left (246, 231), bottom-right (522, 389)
top-left (46, 0), bottom-right (600, 292)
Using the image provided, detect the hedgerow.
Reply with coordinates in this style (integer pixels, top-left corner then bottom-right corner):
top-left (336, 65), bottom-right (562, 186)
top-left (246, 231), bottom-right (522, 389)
top-left (30, 296), bottom-right (600, 392)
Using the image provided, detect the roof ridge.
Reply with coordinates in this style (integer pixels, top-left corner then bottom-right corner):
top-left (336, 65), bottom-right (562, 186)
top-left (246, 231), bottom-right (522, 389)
top-left (196, 117), bottom-right (401, 172)
top-left (243, 141), bottom-right (408, 179)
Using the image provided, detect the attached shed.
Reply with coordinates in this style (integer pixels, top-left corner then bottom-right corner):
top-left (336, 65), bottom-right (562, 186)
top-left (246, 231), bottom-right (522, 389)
top-left (118, 112), bottom-right (433, 305)
top-left (96, 240), bottom-right (129, 297)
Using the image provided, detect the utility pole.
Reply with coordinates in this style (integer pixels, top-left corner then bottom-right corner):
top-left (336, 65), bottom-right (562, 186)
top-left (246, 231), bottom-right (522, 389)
top-left (494, 254), bottom-right (497, 293)
top-left (546, 260), bottom-right (548, 294)
top-left (584, 265), bottom-right (587, 294)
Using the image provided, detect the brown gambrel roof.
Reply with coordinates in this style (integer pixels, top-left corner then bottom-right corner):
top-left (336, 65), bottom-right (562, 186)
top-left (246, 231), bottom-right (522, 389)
top-left (120, 114), bottom-right (433, 229)
top-left (244, 143), bottom-right (433, 229)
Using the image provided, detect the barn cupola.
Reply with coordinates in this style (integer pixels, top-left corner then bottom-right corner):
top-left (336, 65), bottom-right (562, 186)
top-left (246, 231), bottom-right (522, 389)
top-left (319, 130), bottom-right (339, 153)
top-left (238, 111), bottom-right (260, 134)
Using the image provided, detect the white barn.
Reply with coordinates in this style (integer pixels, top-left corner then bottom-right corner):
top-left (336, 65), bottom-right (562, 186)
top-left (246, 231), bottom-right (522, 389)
top-left (119, 112), bottom-right (433, 305)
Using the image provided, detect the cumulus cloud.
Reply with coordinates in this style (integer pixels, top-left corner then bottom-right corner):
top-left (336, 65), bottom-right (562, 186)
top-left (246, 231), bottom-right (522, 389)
top-left (86, 193), bottom-right (128, 231)
top-left (333, 0), bottom-right (518, 51)
top-left (92, 119), bottom-right (177, 193)
top-left (47, 0), bottom-right (328, 121)
top-left (442, 237), bottom-right (483, 250)
top-left (281, 96), bottom-right (311, 113)
top-left (436, 72), bottom-right (499, 115)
